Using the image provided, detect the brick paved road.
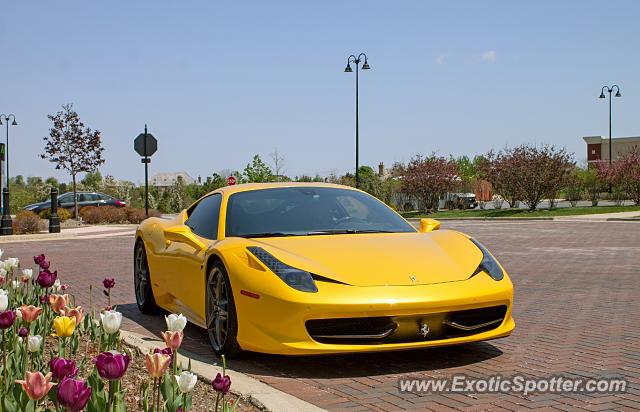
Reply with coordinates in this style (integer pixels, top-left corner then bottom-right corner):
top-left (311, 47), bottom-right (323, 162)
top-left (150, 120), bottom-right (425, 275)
top-left (2, 221), bottom-right (639, 411)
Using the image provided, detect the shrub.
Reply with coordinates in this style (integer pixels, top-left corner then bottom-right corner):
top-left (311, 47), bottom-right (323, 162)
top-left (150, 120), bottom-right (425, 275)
top-left (102, 206), bottom-right (127, 223)
top-left (39, 208), bottom-right (72, 222)
top-left (79, 206), bottom-right (102, 224)
top-left (125, 207), bottom-right (161, 224)
top-left (13, 210), bottom-right (44, 234)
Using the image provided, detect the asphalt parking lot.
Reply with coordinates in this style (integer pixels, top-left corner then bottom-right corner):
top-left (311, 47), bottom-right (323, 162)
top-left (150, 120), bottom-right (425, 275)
top-left (2, 221), bottom-right (639, 411)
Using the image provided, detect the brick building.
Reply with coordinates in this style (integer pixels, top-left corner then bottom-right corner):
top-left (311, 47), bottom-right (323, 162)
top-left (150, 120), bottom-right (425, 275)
top-left (583, 136), bottom-right (640, 164)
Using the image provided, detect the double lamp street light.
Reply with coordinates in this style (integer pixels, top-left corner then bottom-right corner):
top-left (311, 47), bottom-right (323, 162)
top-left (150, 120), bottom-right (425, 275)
top-left (344, 53), bottom-right (370, 188)
top-left (599, 85), bottom-right (621, 194)
top-left (0, 113), bottom-right (18, 235)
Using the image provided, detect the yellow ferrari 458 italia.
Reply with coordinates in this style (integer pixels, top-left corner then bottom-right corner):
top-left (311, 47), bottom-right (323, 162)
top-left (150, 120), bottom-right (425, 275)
top-left (134, 182), bottom-right (514, 356)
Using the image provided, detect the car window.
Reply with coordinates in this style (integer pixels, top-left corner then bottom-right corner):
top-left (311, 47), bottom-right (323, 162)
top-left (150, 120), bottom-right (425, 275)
top-left (225, 187), bottom-right (415, 237)
top-left (58, 194), bottom-right (73, 203)
top-left (79, 194), bottom-right (97, 202)
top-left (185, 194), bottom-right (222, 240)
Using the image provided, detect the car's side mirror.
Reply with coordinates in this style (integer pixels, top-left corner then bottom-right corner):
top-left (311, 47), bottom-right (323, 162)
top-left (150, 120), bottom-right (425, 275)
top-left (163, 225), bottom-right (207, 251)
top-left (418, 218), bottom-right (441, 233)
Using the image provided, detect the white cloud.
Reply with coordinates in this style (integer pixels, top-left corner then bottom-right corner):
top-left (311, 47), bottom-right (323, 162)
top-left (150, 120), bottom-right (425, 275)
top-left (435, 54), bottom-right (446, 65)
top-left (480, 50), bottom-right (497, 63)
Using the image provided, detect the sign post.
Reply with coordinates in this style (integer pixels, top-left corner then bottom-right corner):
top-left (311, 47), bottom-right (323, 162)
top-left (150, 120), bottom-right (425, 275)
top-left (134, 125), bottom-right (157, 217)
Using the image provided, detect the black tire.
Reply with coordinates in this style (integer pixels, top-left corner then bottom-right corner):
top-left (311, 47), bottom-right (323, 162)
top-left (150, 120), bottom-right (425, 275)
top-left (134, 240), bottom-right (160, 314)
top-left (205, 261), bottom-right (242, 357)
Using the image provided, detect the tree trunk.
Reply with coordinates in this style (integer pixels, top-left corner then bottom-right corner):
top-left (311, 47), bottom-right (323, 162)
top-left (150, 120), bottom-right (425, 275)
top-left (72, 173), bottom-right (78, 220)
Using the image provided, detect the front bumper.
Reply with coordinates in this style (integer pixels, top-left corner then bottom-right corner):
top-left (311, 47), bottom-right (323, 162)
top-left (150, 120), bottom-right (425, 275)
top-left (232, 268), bottom-right (514, 355)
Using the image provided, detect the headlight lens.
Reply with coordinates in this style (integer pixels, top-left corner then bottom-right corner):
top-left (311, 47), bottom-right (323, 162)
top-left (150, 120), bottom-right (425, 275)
top-left (247, 247), bottom-right (318, 292)
top-left (470, 238), bottom-right (504, 281)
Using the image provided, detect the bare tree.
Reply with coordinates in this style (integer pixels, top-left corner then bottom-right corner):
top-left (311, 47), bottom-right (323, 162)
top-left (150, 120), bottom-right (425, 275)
top-left (41, 104), bottom-right (105, 218)
top-left (270, 148), bottom-right (286, 181)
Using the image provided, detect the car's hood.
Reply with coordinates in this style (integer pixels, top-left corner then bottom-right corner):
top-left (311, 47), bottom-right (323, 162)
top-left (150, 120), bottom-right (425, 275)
top-left (247, 230), bottom-right (483, 286)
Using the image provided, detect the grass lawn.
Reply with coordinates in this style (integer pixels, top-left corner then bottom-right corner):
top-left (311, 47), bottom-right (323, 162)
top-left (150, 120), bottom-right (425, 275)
top-left (401, 204), bottom-right (640, 219)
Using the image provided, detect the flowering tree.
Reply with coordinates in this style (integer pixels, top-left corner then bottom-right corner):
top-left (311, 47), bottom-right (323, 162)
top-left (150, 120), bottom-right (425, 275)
top-left (401, 154), bottom-right (458, 212)
top-left (41, 104), bottom-right (105, 218)
top-left (598, 147), bottom-right (640, 205)
top-left (480, 145), bottom-right (574, 210)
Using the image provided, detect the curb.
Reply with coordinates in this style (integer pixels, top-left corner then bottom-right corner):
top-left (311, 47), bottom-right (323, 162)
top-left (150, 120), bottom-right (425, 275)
top-left (406, 217), bottom-right (554, 222)
top-left (0, 232), bottom-right (79, 243)
top-left (120, 330), bottom-right (327, 412)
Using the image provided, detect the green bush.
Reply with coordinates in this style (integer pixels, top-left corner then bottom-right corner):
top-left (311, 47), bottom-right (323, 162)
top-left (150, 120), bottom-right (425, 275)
top-left (39, 208), bottom-right (72, 222)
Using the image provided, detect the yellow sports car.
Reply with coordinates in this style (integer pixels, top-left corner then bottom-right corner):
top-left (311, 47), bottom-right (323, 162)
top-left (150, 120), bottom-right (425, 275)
top-left (134, 182), bottom-right (514, 356)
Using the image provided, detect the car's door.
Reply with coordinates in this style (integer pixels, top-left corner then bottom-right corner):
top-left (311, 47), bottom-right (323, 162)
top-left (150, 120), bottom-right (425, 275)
top-left (162, 194), bottom-right (222, 326)
top-left (57, 193), bottom-right (75, 210)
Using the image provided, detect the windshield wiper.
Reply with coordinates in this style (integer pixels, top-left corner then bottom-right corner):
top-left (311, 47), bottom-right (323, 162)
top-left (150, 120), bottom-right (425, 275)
top-left (238, 232), bottom-right (301, 238)
top-left (306, 229), bottom-right (395, 235)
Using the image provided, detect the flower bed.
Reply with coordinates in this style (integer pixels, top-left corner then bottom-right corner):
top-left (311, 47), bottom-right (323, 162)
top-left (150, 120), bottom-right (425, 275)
top-left (0, 250), bottom-right (253, 411)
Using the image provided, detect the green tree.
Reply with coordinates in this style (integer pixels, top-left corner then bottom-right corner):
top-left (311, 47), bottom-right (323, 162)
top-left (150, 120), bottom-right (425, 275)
top-left (81, 170), bottom-right (103, 190)
top-left (243, 154), bottom-right (273, 183)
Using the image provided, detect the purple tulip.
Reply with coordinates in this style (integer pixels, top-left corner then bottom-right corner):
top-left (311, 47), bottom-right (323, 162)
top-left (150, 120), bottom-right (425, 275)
top-left (95, 351), bottom-right (130, 380)
top-left (102, 278), bottom-right (116, 289)
top-left (153, 347), bottom-right (173, 365)
top-left (33, 254), bottom-right (50, 270)
top-left (36, 269), bottom-right (57, 288)
top-left (212, 373), bottom-right (231, 394)
top-left (0, 310), bottom-right (16, 329)
top-left (57, 377), bottom-right (92, 412)
top-left (18, 327), bottom-right (29, 338)
top-left (50, 357), bottom-right (79, 381)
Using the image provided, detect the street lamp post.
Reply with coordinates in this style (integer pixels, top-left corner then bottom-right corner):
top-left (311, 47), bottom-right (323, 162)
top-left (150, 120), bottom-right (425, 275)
top-left (599, 85), bottom-right (621, 193)
top-left (0, 114), bottom-right (17, 235)
top-left (344, 53), bottom-right (370, 188)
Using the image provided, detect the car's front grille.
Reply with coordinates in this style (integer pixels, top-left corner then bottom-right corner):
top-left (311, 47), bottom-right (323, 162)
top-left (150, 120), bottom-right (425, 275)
top-left (305, 305), bottom-right (508, 345)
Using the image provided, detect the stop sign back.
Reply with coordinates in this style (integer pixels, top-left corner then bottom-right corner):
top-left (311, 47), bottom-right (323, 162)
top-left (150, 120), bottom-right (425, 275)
top-left (227, 175), bottom-right (237, 186)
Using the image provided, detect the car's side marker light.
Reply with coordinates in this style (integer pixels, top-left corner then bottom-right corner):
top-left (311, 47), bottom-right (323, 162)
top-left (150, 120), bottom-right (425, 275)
top-left (241, 290), bottom-right (260, 299)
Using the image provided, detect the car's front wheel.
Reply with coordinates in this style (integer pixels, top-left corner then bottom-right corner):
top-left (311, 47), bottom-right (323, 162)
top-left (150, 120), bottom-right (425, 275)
top-left (206, 261), bottom-right (241, 357)
top-left (134, 240), bottom-right (159, 314)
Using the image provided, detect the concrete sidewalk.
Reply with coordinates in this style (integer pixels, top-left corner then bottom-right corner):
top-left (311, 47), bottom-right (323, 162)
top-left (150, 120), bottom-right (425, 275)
top-left (554, 211), bottom-right (640, 221)
top-left (0, 224), bottom-right (136, 243)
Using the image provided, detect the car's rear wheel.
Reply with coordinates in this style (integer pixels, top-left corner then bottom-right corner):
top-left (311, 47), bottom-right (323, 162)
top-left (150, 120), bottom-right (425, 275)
top-left (206, 261), bottom-right (241, 357)
top-left (134, 240), bottom-right (159, 314)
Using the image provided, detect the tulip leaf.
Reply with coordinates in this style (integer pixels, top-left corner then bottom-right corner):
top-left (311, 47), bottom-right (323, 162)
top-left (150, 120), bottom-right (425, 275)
top-left (2, 394), bottom-right (18, 412)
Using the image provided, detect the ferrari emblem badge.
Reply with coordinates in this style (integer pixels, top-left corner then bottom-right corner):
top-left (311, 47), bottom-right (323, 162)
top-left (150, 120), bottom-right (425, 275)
top-left (420, 322), bottom-right (430, 337)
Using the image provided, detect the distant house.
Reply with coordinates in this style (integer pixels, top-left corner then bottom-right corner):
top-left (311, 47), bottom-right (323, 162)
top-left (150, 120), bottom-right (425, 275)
top-left (150, 172), bottom-right (195, 188)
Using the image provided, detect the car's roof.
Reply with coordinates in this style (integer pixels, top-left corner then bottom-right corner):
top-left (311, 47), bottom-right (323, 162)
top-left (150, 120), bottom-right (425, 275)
top-left (214, 182), bottom-right (358, 196)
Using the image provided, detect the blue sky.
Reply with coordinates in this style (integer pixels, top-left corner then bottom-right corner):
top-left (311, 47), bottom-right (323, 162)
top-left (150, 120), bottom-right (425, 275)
top-left (1, 1), bottom-right (639, 183)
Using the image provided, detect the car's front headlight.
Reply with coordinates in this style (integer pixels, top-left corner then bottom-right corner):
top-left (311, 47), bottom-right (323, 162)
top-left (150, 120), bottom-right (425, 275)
top-left (247, 247), bottom-right (318, 292)
top-left (469, 238), bottom-right (504, 281)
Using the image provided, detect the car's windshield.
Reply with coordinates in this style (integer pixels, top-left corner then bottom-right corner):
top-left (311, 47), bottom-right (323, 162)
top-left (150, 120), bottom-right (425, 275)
top-left (225, 187), bottom-right (415, 237)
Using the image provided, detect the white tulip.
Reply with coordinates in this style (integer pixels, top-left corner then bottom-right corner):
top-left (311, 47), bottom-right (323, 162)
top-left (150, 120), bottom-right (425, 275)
top-left (175, 371), bottom-right (197, 393)
top-left (165, 313), bottom-right (187, 332)
top-left (100, 310), bottom-right (122, 334)
top-left (0, 289), bottom-right (7, 311)
top-left (15, 308), bottom-right (22, 320)
top-left (52, 279), bottom-right (61, 292)
top-left (5, 258), bottom-right (19, 269)
top-left (27, 335), bottom-right (42, 352)
top-left (11, 280), bottom-right (20, 289)
top-left (0, 268), bottom-right (6, 277)
top-left (0, 249), bottom-right (3, 259)
top-left (22, 269), bottom-right (33, 280)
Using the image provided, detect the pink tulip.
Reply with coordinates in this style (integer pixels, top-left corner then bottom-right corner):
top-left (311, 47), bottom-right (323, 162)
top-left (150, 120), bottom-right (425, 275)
top-left (161, 330), bottom-right (184, 350)
top-left (16, 371), bottom-right (56, 400)
top-left (19, 305), bottom-right (44, 323)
